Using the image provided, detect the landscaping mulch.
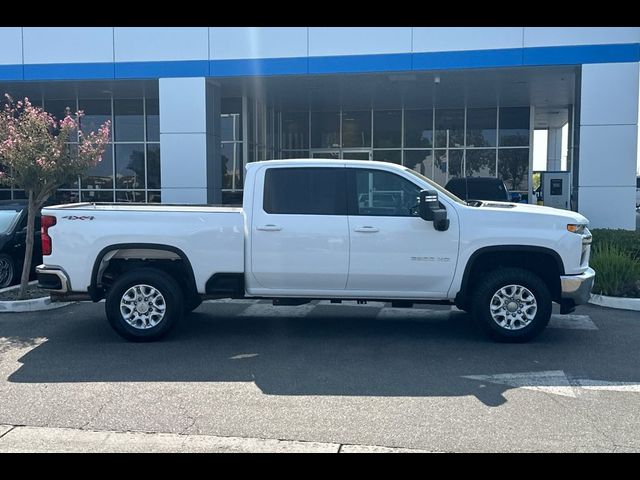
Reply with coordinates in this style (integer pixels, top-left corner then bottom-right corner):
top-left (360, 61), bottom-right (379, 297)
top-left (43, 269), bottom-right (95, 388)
top-left (0, 284), bottom-right (49, 301)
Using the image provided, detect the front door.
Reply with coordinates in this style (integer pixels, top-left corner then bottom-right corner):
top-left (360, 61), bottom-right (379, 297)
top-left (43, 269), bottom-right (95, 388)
top-left (250, 165), bottom-right (350, 293)
top-left (345, 167), bottom-right (459, 298)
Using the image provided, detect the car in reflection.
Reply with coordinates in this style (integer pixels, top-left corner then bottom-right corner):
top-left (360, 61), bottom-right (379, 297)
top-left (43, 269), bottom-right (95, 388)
top-left (445, 177), bottom-right (511, 203)
top-left (0, 200), bottom-right (42, 288)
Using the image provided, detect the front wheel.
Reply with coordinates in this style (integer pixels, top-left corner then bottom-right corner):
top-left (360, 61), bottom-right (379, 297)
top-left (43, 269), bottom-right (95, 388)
top-left (471, 267), bottom-right (552, 343)
top-left (105, 268), bottom-right (184, 342)
top-left (0, 254), bottom-right (16, 288)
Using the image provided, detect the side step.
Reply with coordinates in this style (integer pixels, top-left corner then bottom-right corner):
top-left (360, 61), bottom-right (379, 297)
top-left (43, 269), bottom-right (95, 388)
top-left (272, 298), bottom-right (311, 306)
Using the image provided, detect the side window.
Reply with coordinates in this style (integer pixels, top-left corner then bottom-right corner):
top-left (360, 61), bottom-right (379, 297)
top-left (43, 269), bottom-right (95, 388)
top-left (351, 169), bottom-right (422, 217)
top-left (263, 167), bottom-right (347, 215)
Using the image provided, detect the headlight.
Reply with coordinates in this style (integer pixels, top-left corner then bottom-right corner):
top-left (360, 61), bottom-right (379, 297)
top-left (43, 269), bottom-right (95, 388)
top-left (567, 224), bottom-right (587, 234)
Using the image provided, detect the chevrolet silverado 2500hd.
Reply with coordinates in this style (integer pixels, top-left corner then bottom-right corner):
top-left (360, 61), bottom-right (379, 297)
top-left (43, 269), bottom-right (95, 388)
top-left (37, 159), bottom-right (595, 342)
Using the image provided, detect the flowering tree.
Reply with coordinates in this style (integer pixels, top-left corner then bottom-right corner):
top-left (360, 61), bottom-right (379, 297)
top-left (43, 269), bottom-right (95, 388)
top-left (0, 95), bottom-right (110, 299)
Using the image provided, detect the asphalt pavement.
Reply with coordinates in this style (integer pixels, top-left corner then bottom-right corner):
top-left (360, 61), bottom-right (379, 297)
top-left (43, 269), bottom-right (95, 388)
top-left (1, 299), bottom-right (639, 452)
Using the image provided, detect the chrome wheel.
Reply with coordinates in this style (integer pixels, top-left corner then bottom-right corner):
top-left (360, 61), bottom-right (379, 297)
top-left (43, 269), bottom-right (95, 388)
top-left (120, 284), bottom-right (166, 329)
top-left (0, 257), bottom-right (13, 288)
top-left (489, 284), bottom-right (537, 330)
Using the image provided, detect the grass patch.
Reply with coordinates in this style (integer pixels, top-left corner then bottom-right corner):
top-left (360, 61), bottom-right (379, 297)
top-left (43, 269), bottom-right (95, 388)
top-left (589, 230), bottom-right (640, 298)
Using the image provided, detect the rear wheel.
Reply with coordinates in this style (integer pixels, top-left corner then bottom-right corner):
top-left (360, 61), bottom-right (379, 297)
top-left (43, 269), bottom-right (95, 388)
top-left (471, 267), bottom-right (552, 343)
top-left (105, 268), bottom-right (184, 342)
top-left (0, 254), bottom-right (15, 288)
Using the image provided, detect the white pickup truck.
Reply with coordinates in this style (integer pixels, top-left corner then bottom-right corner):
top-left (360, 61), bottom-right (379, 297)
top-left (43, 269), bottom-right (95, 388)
top-left (37, 159), bottom-right (595, 343)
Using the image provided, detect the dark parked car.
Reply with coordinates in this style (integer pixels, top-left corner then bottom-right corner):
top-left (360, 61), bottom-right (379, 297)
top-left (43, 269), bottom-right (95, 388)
top-left (0, 200), bottom-right (42, 288)
top-left (445, 177), bottom-right (511, 202)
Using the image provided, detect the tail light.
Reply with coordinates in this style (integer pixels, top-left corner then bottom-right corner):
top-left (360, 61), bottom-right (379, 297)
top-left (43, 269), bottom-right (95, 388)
top-left (41, 215), bottom-right (56, 256)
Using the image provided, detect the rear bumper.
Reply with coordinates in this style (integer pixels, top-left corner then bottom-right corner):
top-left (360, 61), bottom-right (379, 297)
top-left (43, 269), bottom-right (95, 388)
top-left (560, 267), bottom-right (596, 305)
top-left (36, 265), bottom-right (69, 293)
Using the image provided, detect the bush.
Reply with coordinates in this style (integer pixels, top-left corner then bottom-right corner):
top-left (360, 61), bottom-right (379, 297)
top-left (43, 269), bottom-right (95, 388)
top-left (590, 229), bottom-right (640, 259)
top-left (589, 240), bottom-right (640, 297)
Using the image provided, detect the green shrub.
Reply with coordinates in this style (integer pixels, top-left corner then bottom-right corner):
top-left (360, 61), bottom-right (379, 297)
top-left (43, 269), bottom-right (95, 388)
top-left (590, 229), bottom-right (640, 259)
top-left (590, 240), bottom-right (640, 297)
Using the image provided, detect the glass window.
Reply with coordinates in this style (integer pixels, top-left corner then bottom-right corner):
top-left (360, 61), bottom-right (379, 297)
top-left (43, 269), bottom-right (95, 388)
top-left (44, 99), bottom-right (76, 121)
top-left (221, 114), bottom-right (241, 142)
top-left (282, 111), bottom-right (309, 150)
top-left (221, 97), bottom-right (243, 139)
top-left (311, 151), bottom-right (340, 160)
top-left (263, 167), bottom-right (347, 215)
top-left (116, 191), bottom-right (145, 203)
top-left (372, 150), bottom-right (401, 165)
top-left (147, 191), bottom-right (162, 203)
top-left (466, 108), bottom-right (497, 147)
top-left (499, 107), bottom-right (530, 146)
top-left (83, 144), bottom-right (113, 189)
top-left (79, 99), bottom-right (111, 141)
top-left (311, 111), bottom-right (340, 148)
top-left (146, 98), bottom-right (159, 142)
top-left (373, 110), bottom-right (401, 148)
top-left (498, 149), bottom-right (529, 192)
top-left (448, 150), bottom-right (464, 181)
top-left (433, 150), bottom-right (448, 186)
top-left (465, 149), bottom-right (496, 177)
top-left (352, 169), bottom-right (421, 217)
top-left (0, 210), bottom-right (20, 234)
top-left (221, 143), bottom-right (243, 190)
top-left (115, 144), bottom-right (145, 189)
top-left (435, 109), bottom-right (464, 148)
top-left (114, 99), bottom-right (144, 142)
top-left (52, 190), bottom-right (80, 205)
top-left (81, 190), bottom-right (114, 202)
top-left (404, 150), bottom-right (434, 179)
top-left (281, 150), bottom-right (310, 159)
top-left (146, 144), bottom-right (161, 189)
top-left (342, 111), bottom-right (371, 148)
top-left (404, 109), bottom-right (433, 148)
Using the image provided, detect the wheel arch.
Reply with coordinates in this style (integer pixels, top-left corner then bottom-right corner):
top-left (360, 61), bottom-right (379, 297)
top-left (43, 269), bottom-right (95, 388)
top-left (89, 243), bottom-right (197, 302)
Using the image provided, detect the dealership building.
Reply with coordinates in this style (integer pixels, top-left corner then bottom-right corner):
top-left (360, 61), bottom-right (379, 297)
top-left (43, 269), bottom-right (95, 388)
top-left (0, 27), bottom-right (638, 229)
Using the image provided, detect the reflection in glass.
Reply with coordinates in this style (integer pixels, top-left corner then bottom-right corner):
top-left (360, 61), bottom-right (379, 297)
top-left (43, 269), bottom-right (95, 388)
top-left (115, 144), bottom-right (145, 189)
top-left (465, 149), bottom-right (497, 177)
top-left (373, 110), bottom-right (401, 148)
top-left (372, 150), bottom-right (401, 164)
top-left (146, 144), bottom-right (160, 189)
top-left (146, 98), bottom-right (159, 142)
top-left (404, 150), bottom-right (434, 179)
top-left (147, 191), bottom-right (162, 203)
top-left (433, 150), bottom-right (448, 186)
top-left (221, 143), bottom-right (243, 190)
top-left (83, 144), bottom-right (113, 189)
top-left (281, 112), bottom-right (307, 149)
top-left (79, 99), bottom-right (111, 141)
top-left (221, 114), bottom-right (241, 142)
top-left (435, 109), bottom-right (464, 148)
top-left (404, 110), bottom-right (433, 148)
top-left (311, 111), bottom-right (340, 148)
top-left (114, 99), bottom-right (144, 142)
top-left (499, 107), bottom-right (530, 146)
top-left (466, 108), bottom-right (497, 147)
top-left (499, 149), bottom-right (529, 191)
top-left (448, 150), bottom-right (464, 180)
top-left (281, 150), bottom-right (309, 159)
top-left (342, 111), bottom-right (371, 148)
top-left (53, 190), bottom-right (80, 204)
top-left (82, 190), bottom-right (114, 202)
top-left (116, 191), bottom-right (145, 203)
top-left (311, 151), bottom-right (340, 160)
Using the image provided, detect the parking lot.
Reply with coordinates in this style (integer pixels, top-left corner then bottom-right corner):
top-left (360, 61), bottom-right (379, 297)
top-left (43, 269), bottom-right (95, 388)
top-left (1, 299), bottom-right (640, 452)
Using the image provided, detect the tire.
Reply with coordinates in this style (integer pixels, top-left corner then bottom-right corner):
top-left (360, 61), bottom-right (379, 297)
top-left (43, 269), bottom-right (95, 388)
top-left (183, 294), bottom-right (203, 313)
top-left (471, 267), bottom-right (552, 343)
top-left (0, 254), bottom-right (16, 288)
top-left (105, 268), bottom-right (184, 342)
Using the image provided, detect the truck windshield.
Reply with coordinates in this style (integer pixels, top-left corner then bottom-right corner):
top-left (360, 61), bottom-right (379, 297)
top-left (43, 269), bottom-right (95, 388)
top-left (404, 168), bottom-right (467, 205)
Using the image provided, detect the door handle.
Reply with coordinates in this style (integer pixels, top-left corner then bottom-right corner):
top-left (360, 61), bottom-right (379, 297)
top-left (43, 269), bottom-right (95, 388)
top-left (354, 226), bottom-right (379, 233)
top-left (256, 224), bottom-right (282, 231)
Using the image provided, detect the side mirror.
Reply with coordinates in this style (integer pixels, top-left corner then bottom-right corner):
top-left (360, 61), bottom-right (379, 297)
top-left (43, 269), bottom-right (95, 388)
top-left (418, 190), bottom-right (450, 231)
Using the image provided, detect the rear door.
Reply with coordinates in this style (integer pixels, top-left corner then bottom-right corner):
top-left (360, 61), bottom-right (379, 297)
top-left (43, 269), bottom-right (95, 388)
top-left (250, 165), bottom-right (350, 292)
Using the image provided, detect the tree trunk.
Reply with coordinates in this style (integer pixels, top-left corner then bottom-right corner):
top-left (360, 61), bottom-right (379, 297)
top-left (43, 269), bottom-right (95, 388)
top-left (17, 191), bottom-right (37, 300)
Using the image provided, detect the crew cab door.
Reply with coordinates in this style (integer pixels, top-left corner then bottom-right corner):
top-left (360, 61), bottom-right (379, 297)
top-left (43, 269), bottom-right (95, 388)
top-left (345, 167), bottom-right (459, 297)
top-left (249, 165), bottom-right (349, 292)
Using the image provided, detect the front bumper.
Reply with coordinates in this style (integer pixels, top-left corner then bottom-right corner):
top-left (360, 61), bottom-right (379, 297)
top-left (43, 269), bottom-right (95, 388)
top-left (560, 267), bottom-right (596, 305)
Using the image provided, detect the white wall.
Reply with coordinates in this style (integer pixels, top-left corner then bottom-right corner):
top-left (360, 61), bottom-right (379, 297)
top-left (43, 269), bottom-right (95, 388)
top-left (578, 62), bottom-right (639, 229)
top-left (0, 28), bottom-right (22, 65)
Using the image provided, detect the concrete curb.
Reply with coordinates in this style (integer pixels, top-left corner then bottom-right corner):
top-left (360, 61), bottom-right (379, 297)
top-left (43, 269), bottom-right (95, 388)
top-left (0, 281), bottom-right (72, 313)
top-left (589, 294), bottom-right (640, 312)
top-left (0, 424), bottom-right (430, 453)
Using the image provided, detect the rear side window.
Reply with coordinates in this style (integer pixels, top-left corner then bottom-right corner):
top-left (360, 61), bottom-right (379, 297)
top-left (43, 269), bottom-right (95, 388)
top-left (263, 167), bottom-right (347, 215)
